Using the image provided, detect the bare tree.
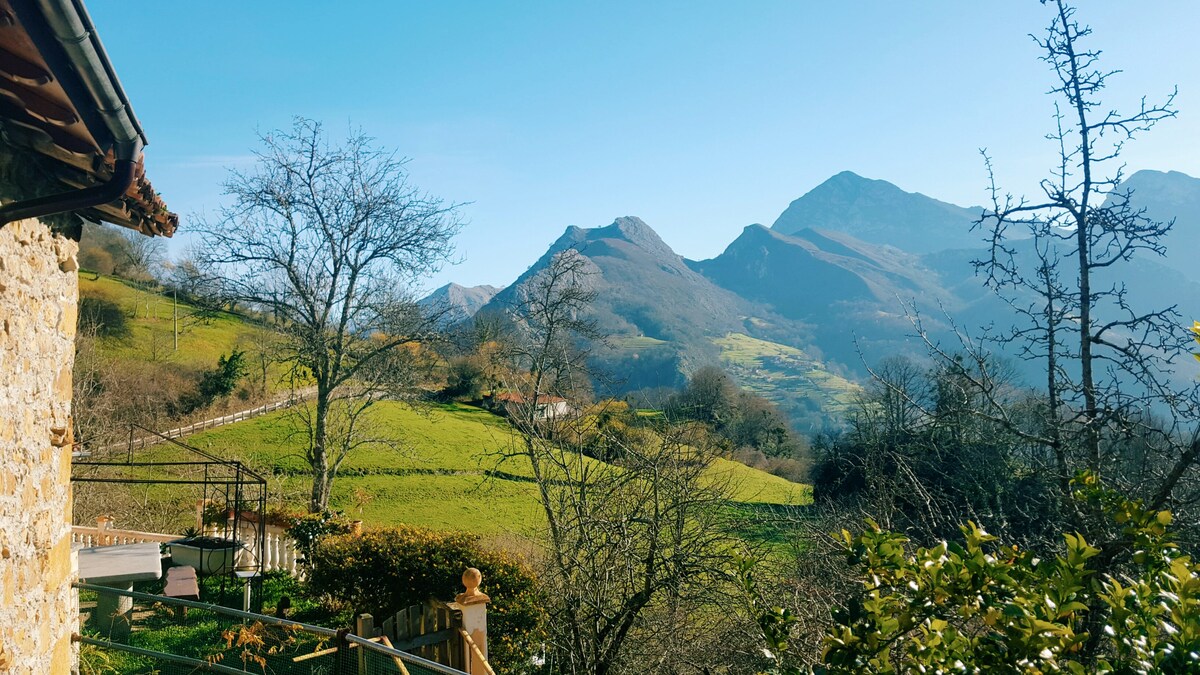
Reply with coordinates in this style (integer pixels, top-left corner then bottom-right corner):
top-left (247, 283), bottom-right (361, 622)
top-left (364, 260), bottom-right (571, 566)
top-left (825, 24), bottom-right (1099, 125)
top-left (197, 118), bottom-right (461, 512)
top-left (165, 249), bottom-right (231, 320)
top-left (237, 329), bottom-right (281, 397)
top-left (72, 323), bottom-right (119, 452)
top-left (504, 248), bottom-right (604, 415)
top-left (867, 1), bottom-right (1199, 538)
top-left (113, 226), bottom-right (166, 282)
top-left (961, 0), bottom-right (1200, 521)
top-left (530, 424), bottom-right (735, 675)
top-left (500, 250), bottom-right (738, 675)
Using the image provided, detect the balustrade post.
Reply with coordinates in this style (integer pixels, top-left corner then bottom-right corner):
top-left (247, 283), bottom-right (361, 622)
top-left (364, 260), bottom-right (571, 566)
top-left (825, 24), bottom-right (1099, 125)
top-left (455, 567), bottom-right (491, 674)
top-left (95, 515), bottom-right (113, 546)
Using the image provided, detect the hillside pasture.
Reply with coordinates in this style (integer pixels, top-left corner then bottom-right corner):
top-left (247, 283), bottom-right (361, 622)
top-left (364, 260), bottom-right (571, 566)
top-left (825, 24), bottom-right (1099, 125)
top-left (714, 332), bottom-right (860, 428)
top-left (143, 401), bottom-right (811, 538)
top-left (79, 274), bottom-right (270, 369)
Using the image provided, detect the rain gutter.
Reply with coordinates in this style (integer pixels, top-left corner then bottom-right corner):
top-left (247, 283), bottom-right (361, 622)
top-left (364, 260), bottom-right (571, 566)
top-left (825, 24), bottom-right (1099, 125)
top-left (0, 0), bottom-right (146, 226)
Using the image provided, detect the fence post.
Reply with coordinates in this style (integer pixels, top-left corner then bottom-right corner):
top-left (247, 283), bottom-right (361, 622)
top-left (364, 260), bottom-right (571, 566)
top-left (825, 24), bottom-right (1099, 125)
top-left (455, 568), bottom-right (491, 674)
top-left (194, 500), bottom-right (206, 532)
top-left (355, 613), bottom-right (375, 674)
top-left (334, 628), bottom-right (353, 674)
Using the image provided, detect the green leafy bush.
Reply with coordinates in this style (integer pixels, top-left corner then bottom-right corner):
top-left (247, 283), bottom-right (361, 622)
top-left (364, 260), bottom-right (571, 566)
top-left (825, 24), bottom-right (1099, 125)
top-left (813, 473), bottom-right (1200, 674)
top-left (180, 350), bottom-right (248, 413)
top-left (443, 356), bottom-right (486, 400)
top-left (307, 525), bottom-right (546, 671)
top-left (285, 510), bottom-right (355, 565)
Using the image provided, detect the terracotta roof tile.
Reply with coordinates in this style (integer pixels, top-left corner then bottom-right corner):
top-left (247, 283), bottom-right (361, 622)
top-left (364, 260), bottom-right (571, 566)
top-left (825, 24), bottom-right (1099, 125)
top-left (0, 0), bottom-right (176, 236)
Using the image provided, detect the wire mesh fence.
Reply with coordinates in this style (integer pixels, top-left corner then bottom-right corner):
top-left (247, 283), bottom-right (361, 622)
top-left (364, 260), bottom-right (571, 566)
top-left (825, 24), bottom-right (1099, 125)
top-left (77, 583), bottom-right (465, 675)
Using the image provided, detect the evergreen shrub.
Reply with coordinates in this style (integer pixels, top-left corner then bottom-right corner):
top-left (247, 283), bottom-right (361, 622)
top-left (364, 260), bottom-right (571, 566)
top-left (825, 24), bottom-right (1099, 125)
top-left (308, 525), bottom-right (546, 671)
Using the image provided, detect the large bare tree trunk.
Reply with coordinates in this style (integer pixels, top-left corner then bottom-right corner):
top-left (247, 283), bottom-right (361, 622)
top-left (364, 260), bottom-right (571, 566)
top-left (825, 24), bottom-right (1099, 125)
top-left (309, 391), bottom-right (332, 512)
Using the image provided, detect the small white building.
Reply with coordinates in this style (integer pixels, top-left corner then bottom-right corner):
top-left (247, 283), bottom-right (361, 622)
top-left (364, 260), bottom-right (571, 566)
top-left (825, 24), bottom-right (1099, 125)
top-left (490, 392), bottom-right (576, 421)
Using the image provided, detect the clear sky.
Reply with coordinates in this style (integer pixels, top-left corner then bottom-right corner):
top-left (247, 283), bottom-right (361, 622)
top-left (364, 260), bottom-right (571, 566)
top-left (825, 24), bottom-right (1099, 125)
top-left (89, 1), bottom-right (1200, 292)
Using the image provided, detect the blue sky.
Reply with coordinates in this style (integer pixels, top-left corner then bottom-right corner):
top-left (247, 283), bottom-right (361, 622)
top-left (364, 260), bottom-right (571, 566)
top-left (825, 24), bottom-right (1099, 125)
top-left (91, 2), bottom-right (1200, 291)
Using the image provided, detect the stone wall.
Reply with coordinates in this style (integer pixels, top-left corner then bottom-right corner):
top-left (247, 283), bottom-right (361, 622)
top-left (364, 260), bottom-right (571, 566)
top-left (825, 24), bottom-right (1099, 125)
top-left (0, 217), bottom-right (79, 672)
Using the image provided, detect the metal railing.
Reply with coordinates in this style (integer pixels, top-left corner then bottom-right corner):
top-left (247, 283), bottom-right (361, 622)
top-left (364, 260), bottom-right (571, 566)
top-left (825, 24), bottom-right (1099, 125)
top-left (76, 582), bottom-right (465, 675)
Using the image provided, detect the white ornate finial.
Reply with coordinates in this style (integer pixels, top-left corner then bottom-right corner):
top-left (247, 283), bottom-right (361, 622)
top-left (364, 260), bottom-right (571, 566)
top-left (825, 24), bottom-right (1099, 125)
top-left (456, 567), bottom-right (490, 605)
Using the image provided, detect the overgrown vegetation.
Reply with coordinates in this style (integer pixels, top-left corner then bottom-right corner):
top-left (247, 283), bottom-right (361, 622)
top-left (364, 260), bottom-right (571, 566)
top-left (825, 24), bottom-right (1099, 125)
top-left (669, 365), bottom-right (812, 482)
top-left (308, 525), bottom-right (546, 670)
top-left (743, 475), bottom-right (1200, 673)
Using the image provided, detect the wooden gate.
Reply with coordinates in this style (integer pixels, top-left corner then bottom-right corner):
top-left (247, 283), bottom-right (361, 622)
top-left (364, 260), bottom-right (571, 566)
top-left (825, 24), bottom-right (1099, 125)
top-left (382, 600), bottom-right (462, 667)
top-left (355, 600), bottom-right (493, 674)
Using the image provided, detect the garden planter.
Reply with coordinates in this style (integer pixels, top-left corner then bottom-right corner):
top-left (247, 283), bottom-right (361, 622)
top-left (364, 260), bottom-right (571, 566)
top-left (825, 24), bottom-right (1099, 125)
top-left (169, 537), bottom-right (244, 575)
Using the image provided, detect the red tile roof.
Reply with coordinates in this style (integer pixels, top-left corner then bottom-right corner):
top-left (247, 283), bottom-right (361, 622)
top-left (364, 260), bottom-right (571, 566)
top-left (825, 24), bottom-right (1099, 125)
top-left (0, 0), bottom-right (176, 236)
top-left (493, 392), bottom-right (569, 405)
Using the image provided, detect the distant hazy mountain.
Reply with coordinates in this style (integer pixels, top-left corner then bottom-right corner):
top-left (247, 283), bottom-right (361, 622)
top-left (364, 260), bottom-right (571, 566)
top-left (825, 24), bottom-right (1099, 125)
top-left (460, 169), bottom-right (1200, 429)
top-left (479, 217), bottom-right (859, 427)
top-left (771, 171), bottom-right (983, 253)
top-left (420, 282), bottom-right (501, 323)
top-left (922, 237), bottom-right (1200, 395)
top-left (692, 223), bottom-right (960, 373)
top-left (695, 224), bottom-right (950, 315)
top-left (1115, 170), bottom-right (1200, 281)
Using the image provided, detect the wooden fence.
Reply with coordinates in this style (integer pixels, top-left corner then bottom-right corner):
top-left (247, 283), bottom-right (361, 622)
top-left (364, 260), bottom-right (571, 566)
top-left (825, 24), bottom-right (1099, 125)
top-left (73, 389), bottom-right (314, 458)
top-left (357, 601), bottom-right (494, 675)
top-left (124, 395), bottom-right (308, 452)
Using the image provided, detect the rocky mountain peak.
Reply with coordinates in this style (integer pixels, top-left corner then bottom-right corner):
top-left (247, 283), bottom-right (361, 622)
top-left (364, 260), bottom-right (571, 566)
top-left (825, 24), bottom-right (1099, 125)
top-left (771, 171), bottom-right (982, 253)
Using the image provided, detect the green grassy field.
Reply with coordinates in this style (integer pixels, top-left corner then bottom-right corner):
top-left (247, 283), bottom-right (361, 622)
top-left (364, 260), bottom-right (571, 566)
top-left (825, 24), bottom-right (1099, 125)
top-left (714, 332), bottom-right (860, 425)
top-left (79, 273), bottom-right (276, 375)
top-left (170, 401), bottom-right (811, 538)
top-left (74, 275), bottom-right (812, 542)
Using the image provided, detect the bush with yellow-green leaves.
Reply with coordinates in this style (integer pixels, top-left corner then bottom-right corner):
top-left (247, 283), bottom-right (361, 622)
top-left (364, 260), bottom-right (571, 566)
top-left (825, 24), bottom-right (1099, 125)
top-left (308, 525), bottom-right (546, 672)
top-left (745, 473), bottom-right (1199, 673)
top-left (821, 474), bottom-right (1198, 673)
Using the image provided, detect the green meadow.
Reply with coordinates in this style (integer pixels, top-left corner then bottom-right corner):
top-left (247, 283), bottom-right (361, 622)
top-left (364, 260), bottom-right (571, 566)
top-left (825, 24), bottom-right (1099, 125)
top-left (172, 401), bottom-right (811, 538)
top-left (79, 274), bottom-right (266, 366)
top-left (74, 275), bottom-right (811, 543)
top-left (714, 332), bottom-right (860, 423)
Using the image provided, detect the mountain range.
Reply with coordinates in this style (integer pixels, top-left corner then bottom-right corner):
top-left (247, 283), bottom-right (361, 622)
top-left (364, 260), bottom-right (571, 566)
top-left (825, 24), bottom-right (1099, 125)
top-left (771, 170), bottom-right (985, 253)
top-left (430, 170), bottom-right (1200, 429)
top-left (1111, 170), bottom-right (1200, 280)
top-left (420, 282), bottom-right (502, 324)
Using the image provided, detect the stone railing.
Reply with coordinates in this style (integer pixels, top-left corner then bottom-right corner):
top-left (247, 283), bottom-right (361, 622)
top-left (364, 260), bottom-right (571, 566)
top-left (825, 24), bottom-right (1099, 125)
top-left (72, 517), bottom-right (176, 548)
top-left (72, 517), bottom-right (302, 575)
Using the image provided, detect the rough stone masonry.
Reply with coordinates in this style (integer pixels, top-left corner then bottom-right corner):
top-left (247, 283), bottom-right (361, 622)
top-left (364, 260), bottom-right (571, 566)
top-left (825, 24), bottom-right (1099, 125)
top-left (0, 216), bottom-right (79, 672)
